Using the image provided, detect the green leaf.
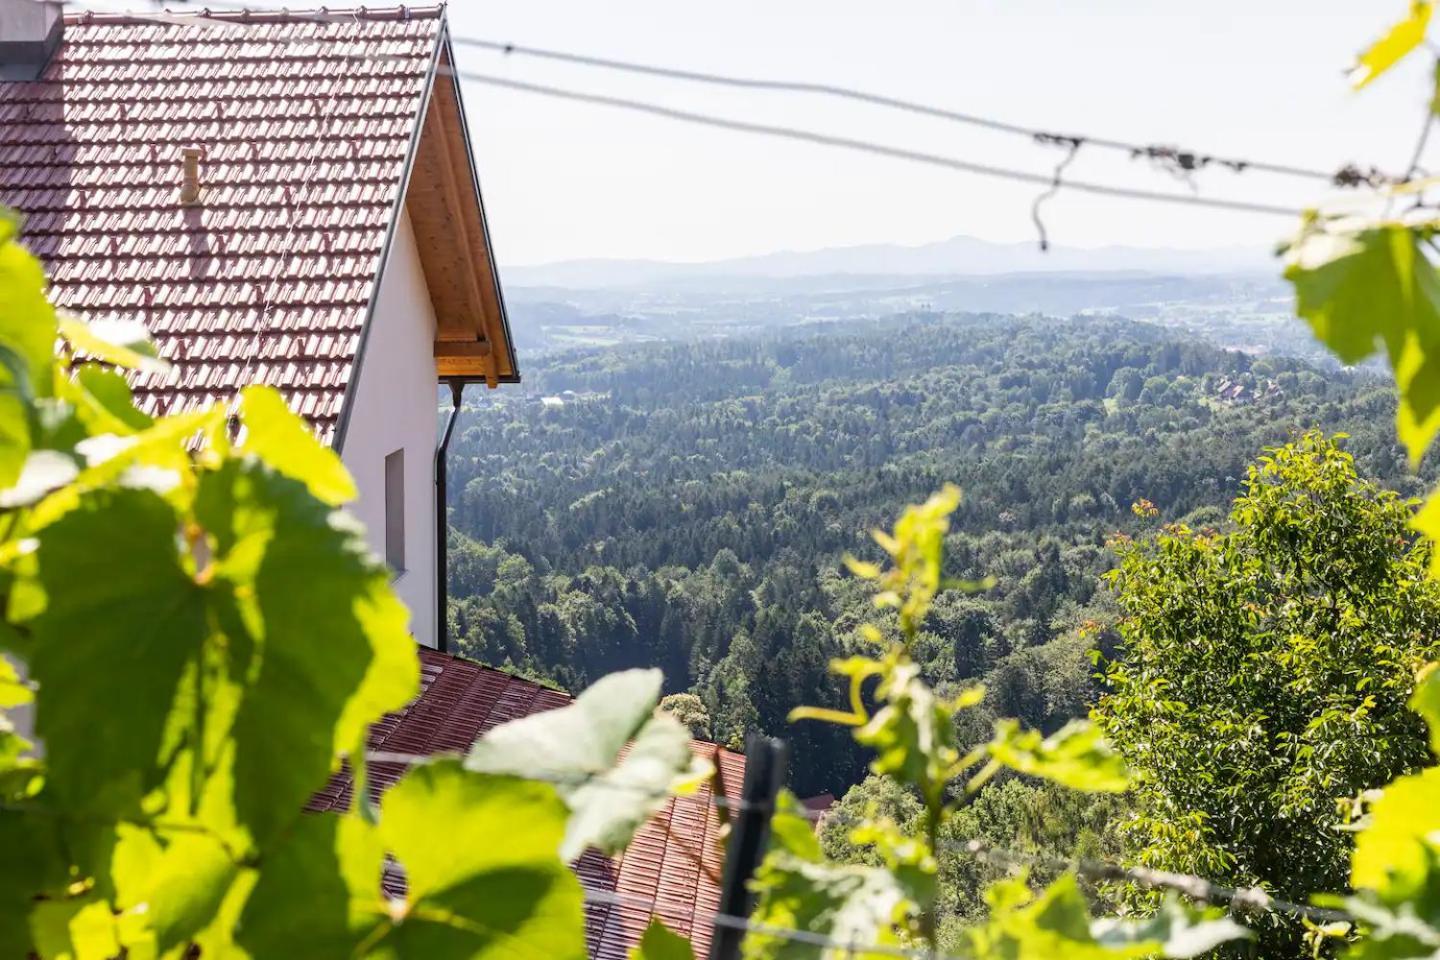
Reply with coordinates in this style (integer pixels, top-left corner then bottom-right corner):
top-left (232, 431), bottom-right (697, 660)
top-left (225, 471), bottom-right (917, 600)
top-left (1352, 766), bottom-right (1440, 898)
top-left (959, 874), bottom-right (1248, 960)
top-left (984, 718), bottom-right (1129, 793)
top-left (0, 654), bottom-right (30, 708)
top-left (58, 314), bottom-right (169, 375)
top-left (0, 232), bottom-right (57, 488)
top-left (25, 488), bottom-right (208, 813)
top-left (68, 366), bottom-right (154, 434)
top-left (467, 667), bottom-right (699, 861)
top-left (1283, 224), bottom-right (1440, 463)
top-left (851, 654), bottom-right (961, 807)
top-left (29, 897), bottom-right (121, 960)
top-left (194, 458), bottom-right (417, 846)
top-left (632, 918), bottom-right (695, 960)
top-left (378, 762), bottom-right (588, 958)
top-left (236, 812), bottom-right (385, 956)
top-left (1412, 662), bottom-right (1440, 756)
top-left (1091, 897), bottom-right (1251, 958)
top-left (1350, 1), bottom-right (1432, 89)
top-left (236, 385), bottom-right (357, 506)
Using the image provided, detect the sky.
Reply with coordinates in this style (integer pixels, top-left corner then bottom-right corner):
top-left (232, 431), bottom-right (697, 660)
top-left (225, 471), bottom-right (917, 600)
top-left (435, 1), bottom-right (1440, 268)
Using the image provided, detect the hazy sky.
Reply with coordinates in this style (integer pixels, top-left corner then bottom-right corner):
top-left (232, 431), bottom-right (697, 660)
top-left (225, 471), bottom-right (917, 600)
top-left (438, 1), bottom-right (1439, 268)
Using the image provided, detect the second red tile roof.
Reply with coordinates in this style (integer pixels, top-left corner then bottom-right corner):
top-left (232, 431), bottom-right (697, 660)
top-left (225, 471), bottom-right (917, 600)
top-left (309, 647), bottom-right (747, 960)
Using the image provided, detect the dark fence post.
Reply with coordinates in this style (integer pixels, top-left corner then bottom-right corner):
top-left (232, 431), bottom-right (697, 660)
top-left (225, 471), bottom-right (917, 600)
top-left (709, 733), bottom-right (788, 960)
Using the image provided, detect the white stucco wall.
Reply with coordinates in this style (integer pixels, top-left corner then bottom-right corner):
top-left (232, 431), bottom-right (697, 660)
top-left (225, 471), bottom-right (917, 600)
top-left (341, 210), bottom-right (439, 648)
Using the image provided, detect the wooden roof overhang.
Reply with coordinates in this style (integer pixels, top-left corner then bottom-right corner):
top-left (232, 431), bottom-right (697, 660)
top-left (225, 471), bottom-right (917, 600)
top-left (401, 37), bottom-right (518, 387)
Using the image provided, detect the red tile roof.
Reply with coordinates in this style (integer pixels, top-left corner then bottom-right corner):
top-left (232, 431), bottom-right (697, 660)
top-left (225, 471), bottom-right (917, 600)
top-left (0, 7), bottom-right (443, 442)
top-left (310, 647), bottom-right (747, 959)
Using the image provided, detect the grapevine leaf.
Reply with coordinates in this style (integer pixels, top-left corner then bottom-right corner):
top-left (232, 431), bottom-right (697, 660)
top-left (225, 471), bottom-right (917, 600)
top-left (376, 762), bottom-right (588, 959)
top-left (0, 230), bottom-right (57, 487)
top-left (119, 832), bottom-right (239, 954)
top-left (466, 667), bottom-right (699, 860)
top-left (57, 314), bottom-right (169, 375)
top-left (1351, 766), bottom-right (1440, 898)
top-left (745, 793), bottom-right (926, 959)
top-left (26, 488), bottom-right (207, 813)
top-left (1350, 1), bottom-right (1433, 89)
top-left (632, 918), bottom-right (695, 960)
top-left (983, 718), bottom-right (1129, 793)
top-left (29, 897), bottom-right (121, 960)
top-left (194, 459), bottom-right (417, 847)
top-left (1283, 223), bottom-right (1440, 463)
top-left (1091, 897), bottom-right (1251, 958)
top-left (961, 874), bottom-right (1247, 959)
top-left (0, 810), bottom-right (66, 958)
top-left (236, 385), bottom-right (357, 506)
top-left (0, 654), bottom-right (30, 707)
top-left (236, 812), bottom-right (385, 956)
top-left (1411, 662), bottom-right (1440, 756)
top-left (68, 366), bottom-right (154, 434)
top-left (850, 654), bottom-right (961, 807)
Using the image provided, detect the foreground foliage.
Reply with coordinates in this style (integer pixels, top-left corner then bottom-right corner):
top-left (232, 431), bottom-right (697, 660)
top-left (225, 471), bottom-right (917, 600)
top-left (0, 222), bottom-right (700, 957)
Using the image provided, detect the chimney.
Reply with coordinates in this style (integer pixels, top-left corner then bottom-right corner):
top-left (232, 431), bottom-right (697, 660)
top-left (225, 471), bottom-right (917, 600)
top-left (180, 146), bottom-right (203, 205)
top-left (0, 0), bottom-right (62, 81)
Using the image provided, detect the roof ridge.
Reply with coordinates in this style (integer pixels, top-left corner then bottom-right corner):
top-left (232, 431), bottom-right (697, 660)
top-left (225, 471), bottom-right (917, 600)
top-left (63, 5), bottom-right (445, 26)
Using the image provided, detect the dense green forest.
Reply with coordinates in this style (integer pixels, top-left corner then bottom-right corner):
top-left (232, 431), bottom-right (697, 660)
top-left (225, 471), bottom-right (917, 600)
top-left (443, 312), bottom-right (1421, 794)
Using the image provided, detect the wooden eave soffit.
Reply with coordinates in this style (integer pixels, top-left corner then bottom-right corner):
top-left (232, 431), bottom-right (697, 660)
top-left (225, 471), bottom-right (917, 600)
top-left (404, 57), bottom-right (513, 387)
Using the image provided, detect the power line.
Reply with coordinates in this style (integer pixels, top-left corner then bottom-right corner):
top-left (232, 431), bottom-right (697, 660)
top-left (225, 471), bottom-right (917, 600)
top-left (444, 69), bottom-right (1304, 219)
top-left (450, 35), bottom-right (1397, 190)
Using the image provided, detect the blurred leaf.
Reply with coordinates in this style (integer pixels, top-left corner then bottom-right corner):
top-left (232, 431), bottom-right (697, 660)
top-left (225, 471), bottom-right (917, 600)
top-left (1413, 662), bottom-right (1440, 756)
top-left (467, 667), bottom-right (698, 861)
top-left (984, 719), bottom-right (1129, 793)
top-left (1284, 223), bottom-right (1440, 463)
top-left (0, 232), bottom-right (57, 488)
top-left (194, 458), bottom-right (417, 848)
top-left (25, 488), bottom-right (207, 813)
top-left (236, 385), bottom-right (357, 506)
top-left (959, 875), bottom-right (1248, 959)
top-left (1350, 1), bottom-right (1432, 88)
top-left (631, 919), bottom-right (695, 960)
top-left (0, 654), bottom-right (30, 707)
top-left (58, 315), bottom-right (169, 375)
top-left (1351, 766), bottom-right (1440, 898)
top-left (379, 762), bottom-right (587, 958)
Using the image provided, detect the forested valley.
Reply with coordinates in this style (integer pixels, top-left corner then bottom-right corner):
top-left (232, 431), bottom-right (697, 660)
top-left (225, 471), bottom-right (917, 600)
top-left (442, 312), bottom-right (1421, 796)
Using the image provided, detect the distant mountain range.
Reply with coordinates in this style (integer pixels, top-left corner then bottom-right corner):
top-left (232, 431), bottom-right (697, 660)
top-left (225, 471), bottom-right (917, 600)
top-left (502, 234), bottom-right (1272, 290)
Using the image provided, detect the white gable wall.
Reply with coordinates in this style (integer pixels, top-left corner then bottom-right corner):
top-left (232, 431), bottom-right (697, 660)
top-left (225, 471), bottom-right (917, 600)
top-left (340, 210), bottom-right (439, 648)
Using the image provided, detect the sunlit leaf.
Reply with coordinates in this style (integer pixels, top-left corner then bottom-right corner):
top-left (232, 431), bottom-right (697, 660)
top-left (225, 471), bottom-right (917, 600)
top-left (983, 718), bottom-right (1129, 793)
top-left (467, 667), bottom-right (698, 861)
top-left (236, 385), bottom-right (357, 506)
top-left (194, 458), bottom-right (417, 847)
top-left (379, 762), bottom-right (588, 958)
top-left (58, 314), bottom-right (169, 375)
top-left (0, 654), bottom-right (30, 708)
top-left (25, 488), bottom-right (207, 813)
top-left (1284, 223), bottom-right (1440, 463)
top-left (1350, 1), bottom-right (1432, 89)
top-left (1412, 662), bottom-right (1440, 756)
top-left (1351, 766), bottom-right (1440, 898)
top-left (632, 918), bottom-right (695, 960)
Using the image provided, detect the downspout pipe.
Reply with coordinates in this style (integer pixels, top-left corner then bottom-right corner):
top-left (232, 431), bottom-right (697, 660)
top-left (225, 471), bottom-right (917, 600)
top-left (435, 379), bottom-right (465, 654)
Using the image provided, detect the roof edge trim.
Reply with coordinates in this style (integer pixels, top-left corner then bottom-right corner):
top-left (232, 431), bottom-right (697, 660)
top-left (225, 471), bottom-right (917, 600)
top-left (330, 7), bottom-right (446, 455)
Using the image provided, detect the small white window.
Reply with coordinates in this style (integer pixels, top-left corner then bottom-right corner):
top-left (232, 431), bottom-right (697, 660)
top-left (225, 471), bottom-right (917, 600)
top-left (385, 448), bottom-right (405, 572)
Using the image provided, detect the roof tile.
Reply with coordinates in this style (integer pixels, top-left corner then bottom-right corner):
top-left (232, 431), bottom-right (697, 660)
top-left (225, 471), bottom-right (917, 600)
top-left (0, 7), bottom-right (440, 437)
top-left (309, 647), bottom-right (746, 959)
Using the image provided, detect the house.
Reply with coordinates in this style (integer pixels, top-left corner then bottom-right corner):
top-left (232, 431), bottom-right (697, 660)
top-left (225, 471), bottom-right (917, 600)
top-left (0, 5), bottom-right (750, 956)
top-left (0, 0), bottom-right (518, 652)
